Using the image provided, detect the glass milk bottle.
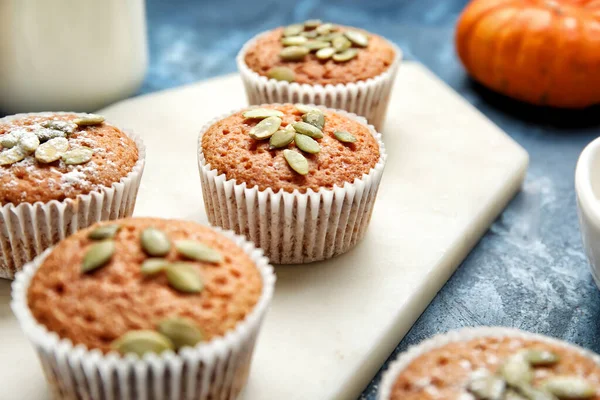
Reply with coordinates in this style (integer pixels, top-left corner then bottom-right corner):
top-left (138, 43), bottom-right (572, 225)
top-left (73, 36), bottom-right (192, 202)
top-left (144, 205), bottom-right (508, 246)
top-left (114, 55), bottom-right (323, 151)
top-left (0, 0), bottom-right (148, 114)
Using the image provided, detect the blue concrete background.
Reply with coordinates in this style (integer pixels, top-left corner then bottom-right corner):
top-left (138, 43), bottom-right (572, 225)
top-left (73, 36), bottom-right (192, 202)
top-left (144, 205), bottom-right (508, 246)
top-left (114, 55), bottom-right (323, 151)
top-left (144, 0), bottom-right (600, 398)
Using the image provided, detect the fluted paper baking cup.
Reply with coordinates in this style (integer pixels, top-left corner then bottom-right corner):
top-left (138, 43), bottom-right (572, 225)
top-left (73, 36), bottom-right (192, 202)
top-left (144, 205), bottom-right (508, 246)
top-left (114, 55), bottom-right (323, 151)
top-left (11, 226), bottom-right (275, 400)
top-left (378, 327), bottom-right (600, 400)
top-left (198, 105), bottom-right (387, 264)
top-left (0, 112), bottom-right (146, 279)
top-left (236, 30), bottom-right (402, 131)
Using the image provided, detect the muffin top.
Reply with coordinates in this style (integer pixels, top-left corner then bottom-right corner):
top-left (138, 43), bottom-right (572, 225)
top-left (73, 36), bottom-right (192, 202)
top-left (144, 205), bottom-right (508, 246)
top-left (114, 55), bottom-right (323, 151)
top-left (200, 104), bottom-right (381, 193)
top-left (27, 218), bottom-right (263, 354)
top-left (390, 335), bottom-right (600, 400)
top-left (0, 113), bottom-right (139, 205)
top-left (243, 20), bottom-right (396, 85)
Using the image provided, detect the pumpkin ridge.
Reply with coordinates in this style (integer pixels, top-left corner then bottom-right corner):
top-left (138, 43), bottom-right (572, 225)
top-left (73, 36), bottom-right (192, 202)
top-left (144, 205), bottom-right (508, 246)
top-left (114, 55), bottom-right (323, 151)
top-left (498, 8), bottom-right (539, 99)
top-left (490, 8), bottom-right (524, 94)
top-left (538, 16), bottom-right (566, 105)
top-left (456, 0), bottom-right (516, 69)
top-left (530, 8), bottom-right (564, 105)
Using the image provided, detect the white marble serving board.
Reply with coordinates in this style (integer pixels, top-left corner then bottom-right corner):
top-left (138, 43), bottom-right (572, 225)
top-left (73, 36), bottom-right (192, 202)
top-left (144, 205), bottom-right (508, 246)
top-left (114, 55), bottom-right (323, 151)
top-left (0, 62), bottom-right (528, 400)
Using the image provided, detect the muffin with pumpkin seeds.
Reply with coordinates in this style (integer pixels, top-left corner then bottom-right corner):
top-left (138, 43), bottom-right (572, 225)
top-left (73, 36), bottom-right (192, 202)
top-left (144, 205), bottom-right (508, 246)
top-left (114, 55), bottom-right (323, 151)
top-left (11, 217), bottom-right (275, 400)
top-left (0, 112), bottom-right (145, 279)
top-left (198, 103), bottom-right (386, 264)
top-left (237, 20), bottom-right (402, 130)
top-left (378, 327), bottom-right (600, 400)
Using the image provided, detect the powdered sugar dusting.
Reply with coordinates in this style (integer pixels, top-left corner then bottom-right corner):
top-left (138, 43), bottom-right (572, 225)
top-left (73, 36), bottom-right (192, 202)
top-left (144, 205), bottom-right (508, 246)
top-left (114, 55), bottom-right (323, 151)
top-left (413, 377), bottom-right (431, 389)
top-left (61, 169), bottom-right (88, 187)
top-left (0, 116), bottom-right (99, 191)
top-left (61, 162), bottom-right (98, 188)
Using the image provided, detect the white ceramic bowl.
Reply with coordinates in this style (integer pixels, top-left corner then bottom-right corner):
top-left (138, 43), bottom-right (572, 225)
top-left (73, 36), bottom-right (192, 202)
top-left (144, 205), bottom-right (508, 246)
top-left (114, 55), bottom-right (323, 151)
top-left (575, 136), bottom-right (600, 288)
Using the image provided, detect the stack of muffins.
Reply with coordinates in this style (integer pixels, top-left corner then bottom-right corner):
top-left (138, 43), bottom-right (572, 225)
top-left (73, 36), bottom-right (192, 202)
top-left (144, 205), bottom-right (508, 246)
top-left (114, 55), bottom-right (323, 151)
top-left (5, 17), bottom-right (599, 400)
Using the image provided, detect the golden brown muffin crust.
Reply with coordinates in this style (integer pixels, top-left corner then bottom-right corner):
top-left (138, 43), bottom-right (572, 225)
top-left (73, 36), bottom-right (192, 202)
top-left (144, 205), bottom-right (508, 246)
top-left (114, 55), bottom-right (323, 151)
top-left (390, 336), bottom-right (600, 400)
top-left (0, 113), bottom-right (139, 205)
top-left (244, 27), bottom-right (397, 85)
top-left (201, 104), bottom-right (380, 193)
top-left (27, 218), bottom-right (263, 353)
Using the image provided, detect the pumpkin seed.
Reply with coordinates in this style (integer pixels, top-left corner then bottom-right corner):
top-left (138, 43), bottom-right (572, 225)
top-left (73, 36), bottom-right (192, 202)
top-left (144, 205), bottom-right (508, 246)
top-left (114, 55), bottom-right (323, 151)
top-left (157, 317), bottom-right (203, 349)
top-left (88, 224), bottom-right (121, 240)
top-left (19, 132), bottom-right (40, 153)
top-left (267, 66), bottom-right (295, 82)
top-left (318, 32), bottom-right (343, 42)
top-left (304, 40), bottom-right (330, 51)
top-left (334, 131), bottom-right (357, 143)
top-left (281, 35), bottom-right (307, 46)
top-left (36, 128), bottom-right (67, 142)
top-left (522, 349), bottom-right (560, 366)
top-left (140, 258), bottom-right (170, 276)
top-left (332, 36), bottom-right (352, 52)
top-left (505, 389), bottom-right (528, 400)
top-left (467, 374), bottom-right (506, 400)
top-left (243, 108), bottom-right (284, 119)
top-left (304, 19), bottom-right (322, 29)
top-left (41, 120), bottom-right (76, 134)
top-left (111, 330), bottom-right (174, 357)
top-left (279, 46), bottom-right (309, 61)
top-left (316, 23), bottom-right (335, 35)
top-left (62, 147), bottom-right (93, 165)
top-left (344, 30), bottom-right (369, 47)
top-left (295, 104), bottom-right (323, 114)
top-left (35, 137), bottom-right (69, 163)
top-left (73, 114), bottom-right (105, 126)
top-left (140, 227), bottom-right (171, 256)
top-left (0, 146), bottom-right (27, 166)
top-left (542, 376), bottom-right (596, 399)
top-left (82, 240), bottom-right (115, 273)
top-left (316, 47), bottom-right (335, 60)
top-left (283, 149), bottom-right (309, 175)
top-left (518, 385), bottom-right (558, 400)
top-left (1, 134), bottom-right (17, 148)
top-left (500, 355), bottom-right (533, 387)
top-left (175, 240), bottom-right (223, 264)
top-left (302, 111), bottom-right (325, 130)
top-left (270, 127), bottom-right (296, 149)
top-left (248, 116), bottom-right (281, 140)
top-left (295, 134), bottom-right (321, 154)
top-left (292, 121), bottom-right (324, 139)
top-left (166, 263), bottom-right (204, 293)
top-left (333, 48), bottom-right (359, 62)
top-left (300, 30), bottom-right (318, 39)
top-left (283, 23), bottom-right (304, 37)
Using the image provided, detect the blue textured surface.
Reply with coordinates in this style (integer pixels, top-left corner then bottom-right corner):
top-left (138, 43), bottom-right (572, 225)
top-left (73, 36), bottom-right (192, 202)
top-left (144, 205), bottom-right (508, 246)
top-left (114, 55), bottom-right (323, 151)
top-left (144, 0), bottom-right (600, 398)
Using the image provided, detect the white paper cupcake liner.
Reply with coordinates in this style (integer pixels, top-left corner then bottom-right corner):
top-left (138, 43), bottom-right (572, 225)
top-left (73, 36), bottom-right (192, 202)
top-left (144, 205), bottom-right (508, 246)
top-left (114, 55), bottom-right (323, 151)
top-left (378, 326), bottom-right (600, 400)
top-left (0, 112), bottom-right (146, 280)
top-left (197, 105), bottom-right (387, 264)
top-left (236, 30), bottom-right (402, 131)
top-left (11, 225), bottom-right (276, 400)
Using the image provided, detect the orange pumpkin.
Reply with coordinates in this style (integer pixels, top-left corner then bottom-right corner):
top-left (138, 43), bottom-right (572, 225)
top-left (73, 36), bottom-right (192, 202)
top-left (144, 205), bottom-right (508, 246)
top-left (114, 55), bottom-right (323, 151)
top-left (456, 0), bottom-right (600, 108)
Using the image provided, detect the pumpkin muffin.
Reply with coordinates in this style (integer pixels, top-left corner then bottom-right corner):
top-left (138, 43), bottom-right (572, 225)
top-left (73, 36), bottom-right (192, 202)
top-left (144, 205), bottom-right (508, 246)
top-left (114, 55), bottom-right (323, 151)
top-left (198, 104), bottom-right (386, 264)
top-left (0, 112), bottom-right (145, 279)
top-left (12, 217), bottom-right (275, 400)
top-left (379, 327), bottom-right (600, 400)
top-left (237, 20), bottom-right (402, 130)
